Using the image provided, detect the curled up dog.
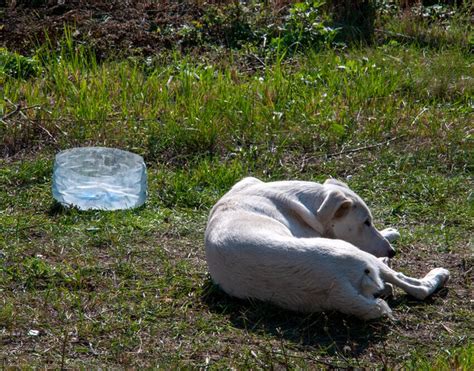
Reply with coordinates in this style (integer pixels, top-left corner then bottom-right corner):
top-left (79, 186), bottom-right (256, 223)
top-left (205, 177), bottom-right (449, 320)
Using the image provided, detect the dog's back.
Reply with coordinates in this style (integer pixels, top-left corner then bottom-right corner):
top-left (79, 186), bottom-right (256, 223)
top-left (207, 177), bottom-right (327, 240)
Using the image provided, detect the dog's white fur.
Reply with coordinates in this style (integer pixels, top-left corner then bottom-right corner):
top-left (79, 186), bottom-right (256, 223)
top-left (205, 177), bottom-right (450, 320)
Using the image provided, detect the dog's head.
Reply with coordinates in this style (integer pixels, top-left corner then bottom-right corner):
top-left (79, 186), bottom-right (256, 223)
top-left (317, 179), bottom-right (396, 258)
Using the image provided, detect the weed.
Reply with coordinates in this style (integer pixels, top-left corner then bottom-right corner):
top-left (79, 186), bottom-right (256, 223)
top-left (0, 48), bottom-right (41, 80)
top-left (269, 0), bottom-right (338, 54)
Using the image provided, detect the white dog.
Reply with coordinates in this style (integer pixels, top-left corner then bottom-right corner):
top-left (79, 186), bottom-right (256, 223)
top-left (205, 177), bottom-right (449, 320)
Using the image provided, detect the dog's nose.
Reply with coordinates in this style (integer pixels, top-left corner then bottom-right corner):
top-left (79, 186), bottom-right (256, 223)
top-left (388, 248), bottom-right (396, 258)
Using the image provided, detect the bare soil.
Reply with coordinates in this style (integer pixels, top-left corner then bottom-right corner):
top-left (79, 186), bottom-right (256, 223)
top-left (2, 1), bottom-right (208, 58)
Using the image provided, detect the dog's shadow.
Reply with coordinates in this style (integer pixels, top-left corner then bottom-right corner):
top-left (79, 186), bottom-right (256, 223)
top-left (201, 278), bottom-right (393, 358)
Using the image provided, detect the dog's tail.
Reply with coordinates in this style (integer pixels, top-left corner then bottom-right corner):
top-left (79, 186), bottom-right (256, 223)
top-left (379, 265), bottom-right (449, 300)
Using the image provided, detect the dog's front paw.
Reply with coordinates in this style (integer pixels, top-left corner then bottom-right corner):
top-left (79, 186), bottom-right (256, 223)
top-left (424, 268), bottom-right (450, 288)
top-left (381, 228), bottom-right (400, 242)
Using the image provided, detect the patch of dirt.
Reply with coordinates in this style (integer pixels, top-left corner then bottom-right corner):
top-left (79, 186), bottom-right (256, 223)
top-left (1, 1), bottom-right (207, 58)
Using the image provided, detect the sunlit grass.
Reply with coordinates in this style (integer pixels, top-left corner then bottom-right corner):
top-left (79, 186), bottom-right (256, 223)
top-left (2, 38), bottom-right (471, 165)
top-left (0, 5), bottom-right (472, 368)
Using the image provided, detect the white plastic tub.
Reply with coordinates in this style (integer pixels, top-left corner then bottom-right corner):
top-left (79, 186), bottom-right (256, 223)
top-left (52, 147), bottom-right (147, 210)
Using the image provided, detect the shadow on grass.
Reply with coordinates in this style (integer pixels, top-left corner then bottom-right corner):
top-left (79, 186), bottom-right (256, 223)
top-left (48, 200), bottom-right (71, 216)
top-left (201, 278), bottom-right (392, 358)
top-left (389, 286), bottom-right (450, 308)
top-left (47, 200), bottom-right (147, 216)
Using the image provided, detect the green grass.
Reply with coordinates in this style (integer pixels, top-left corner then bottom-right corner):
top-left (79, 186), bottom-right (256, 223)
top-left (2, 38), bottom-right (471, 161)
top-left (1, 3), bottom-right (473, 368)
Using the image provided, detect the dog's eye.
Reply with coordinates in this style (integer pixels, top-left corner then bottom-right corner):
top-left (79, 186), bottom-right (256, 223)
top-left (364, 269), bottom-right (370, 274)
top-left (364, 220), bottom-right (371, 227)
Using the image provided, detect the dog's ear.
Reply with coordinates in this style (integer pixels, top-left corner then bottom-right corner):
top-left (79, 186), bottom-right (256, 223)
top-left (317, 190), bottom-right (353, 221)
top-left (324, 178), bottom-right (349, 189)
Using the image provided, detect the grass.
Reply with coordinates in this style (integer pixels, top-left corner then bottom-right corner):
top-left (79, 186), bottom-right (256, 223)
top-left (2, 45), bottom-right (471, 160)
top-left (1, 1), bottom-right (473, 368)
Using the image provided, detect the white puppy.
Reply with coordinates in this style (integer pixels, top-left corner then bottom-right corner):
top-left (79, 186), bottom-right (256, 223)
top-left (205, 177), bottom-right (449, 320)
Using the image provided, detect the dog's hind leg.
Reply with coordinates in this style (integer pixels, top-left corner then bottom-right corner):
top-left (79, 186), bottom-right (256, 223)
top-left (331, 283), bottom-right (393, 320)
top-left (380, 266), bottom-right (449, 300)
